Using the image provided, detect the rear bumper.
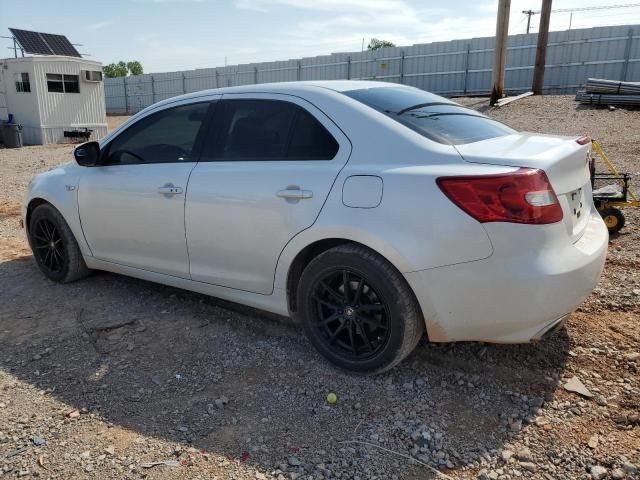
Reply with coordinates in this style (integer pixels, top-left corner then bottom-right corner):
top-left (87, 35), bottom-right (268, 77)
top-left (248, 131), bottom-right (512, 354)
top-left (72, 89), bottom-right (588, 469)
top-left (405, 209), bottom-right (608, 343)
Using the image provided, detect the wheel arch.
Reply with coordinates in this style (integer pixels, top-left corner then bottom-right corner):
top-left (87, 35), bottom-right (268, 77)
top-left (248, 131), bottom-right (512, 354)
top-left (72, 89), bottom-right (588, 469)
top-left (25, 197), bottom-right (51, 235)
top-left (282, 234), bottom-right (419, 318)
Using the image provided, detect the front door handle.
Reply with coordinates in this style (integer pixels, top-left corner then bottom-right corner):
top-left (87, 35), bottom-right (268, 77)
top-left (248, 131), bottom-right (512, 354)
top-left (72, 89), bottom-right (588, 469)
top-left (158, 185), bottom-right (183, 195)
top-left (276, 188), bottom-right (313, 200)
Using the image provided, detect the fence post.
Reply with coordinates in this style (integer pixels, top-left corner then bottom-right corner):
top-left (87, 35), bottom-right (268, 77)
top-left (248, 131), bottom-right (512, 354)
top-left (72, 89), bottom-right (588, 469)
top-left (254, 66), bottom-right (259, 85)
top-left (399, 51), bottom-right (405, 84)
top-left (463, 43), bottom-right (471, 94)
top-left (621, 28), bottom-right (634, 81)
top-left (297, 60), bottom-right (302, 81)
top-left (123, 77), bottom-right (129, 114)
top-left (215, 69), bottom-right (219, 88)
top-left (347, 56), bottom-right (351, 80)
top-left (181, 72), bottom-right (186, 94)
top-left (150, 75), bottom-right (155, 104)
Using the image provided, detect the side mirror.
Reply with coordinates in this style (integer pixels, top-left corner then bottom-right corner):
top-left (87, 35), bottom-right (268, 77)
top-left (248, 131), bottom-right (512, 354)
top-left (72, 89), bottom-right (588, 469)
top-left (74, 141), bottom-right (101, 167)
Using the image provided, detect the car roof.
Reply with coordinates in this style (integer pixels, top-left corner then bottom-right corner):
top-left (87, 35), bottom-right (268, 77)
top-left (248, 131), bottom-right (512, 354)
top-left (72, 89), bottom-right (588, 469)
top-left (149, 80), bottom-right (402, 109)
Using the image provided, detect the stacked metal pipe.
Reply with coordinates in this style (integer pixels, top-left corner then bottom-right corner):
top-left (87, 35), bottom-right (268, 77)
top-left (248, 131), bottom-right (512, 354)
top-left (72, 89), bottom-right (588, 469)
top-left (576, 78), bottom-right (640, 106)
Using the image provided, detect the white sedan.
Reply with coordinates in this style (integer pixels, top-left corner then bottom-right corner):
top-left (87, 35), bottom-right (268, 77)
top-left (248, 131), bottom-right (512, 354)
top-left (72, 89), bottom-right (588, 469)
top-left (23, 81), bottom-right (608, 373)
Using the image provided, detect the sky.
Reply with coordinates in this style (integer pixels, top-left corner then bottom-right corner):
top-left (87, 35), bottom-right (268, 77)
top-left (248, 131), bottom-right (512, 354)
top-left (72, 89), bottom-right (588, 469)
top-left (0, 0), bottom-right (639, 73)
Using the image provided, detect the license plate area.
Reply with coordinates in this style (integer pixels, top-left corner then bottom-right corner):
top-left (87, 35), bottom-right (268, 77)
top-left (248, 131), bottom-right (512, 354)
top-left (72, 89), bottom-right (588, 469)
top-left (568, 187), bottom-right (584, 224)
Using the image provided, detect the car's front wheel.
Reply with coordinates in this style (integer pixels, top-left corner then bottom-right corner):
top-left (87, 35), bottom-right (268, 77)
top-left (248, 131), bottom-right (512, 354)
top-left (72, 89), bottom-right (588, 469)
top-left (28, 203), bottom-right (91, 283)
top-left (297, 244), bottom-right (424, 374)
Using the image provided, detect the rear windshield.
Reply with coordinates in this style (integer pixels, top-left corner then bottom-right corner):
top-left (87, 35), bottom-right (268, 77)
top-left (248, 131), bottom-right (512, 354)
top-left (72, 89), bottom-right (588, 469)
top-left (342, 86), bottom-right (515, 145)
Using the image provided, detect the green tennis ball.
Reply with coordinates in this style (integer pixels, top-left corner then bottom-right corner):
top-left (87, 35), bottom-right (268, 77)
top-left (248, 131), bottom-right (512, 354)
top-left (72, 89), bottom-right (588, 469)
top-left (326, 392), bottom-right (337, 404)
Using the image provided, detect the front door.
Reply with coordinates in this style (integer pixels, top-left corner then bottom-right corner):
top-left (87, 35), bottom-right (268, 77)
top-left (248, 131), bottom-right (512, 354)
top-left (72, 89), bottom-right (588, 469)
top-left (185, 94), bottom-right (351, 294)
top-left (79, 100), bottom-right (214, 278)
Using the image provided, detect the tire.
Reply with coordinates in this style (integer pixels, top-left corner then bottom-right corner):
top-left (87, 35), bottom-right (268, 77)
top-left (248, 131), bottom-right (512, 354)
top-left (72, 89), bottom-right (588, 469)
top-left (600, 207), bottom-right (625, 234)
top-left (28, 203), bottom-right (91, 283)
top-left (296, 243), bottom-right (424, 374)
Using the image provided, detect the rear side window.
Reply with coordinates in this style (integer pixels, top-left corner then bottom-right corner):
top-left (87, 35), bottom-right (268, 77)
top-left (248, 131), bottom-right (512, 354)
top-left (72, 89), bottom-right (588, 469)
top-left (204, 99), bottom-right (338, 161)
top-left (104, 102), bottom-right (210, 165)
top-left (343, 86), bottom-right (515, 145)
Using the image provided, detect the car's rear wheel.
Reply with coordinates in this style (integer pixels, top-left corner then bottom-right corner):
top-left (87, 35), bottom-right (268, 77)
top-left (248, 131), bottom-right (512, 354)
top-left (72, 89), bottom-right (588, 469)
top-left (28, 203), bottom-right (91, 283)
top-left (297, 244), bottom-right (424, 374)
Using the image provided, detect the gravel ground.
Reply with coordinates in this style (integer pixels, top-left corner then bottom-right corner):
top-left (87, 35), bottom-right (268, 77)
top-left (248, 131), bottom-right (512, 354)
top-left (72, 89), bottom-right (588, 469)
top-left (0, 99), bottom-right (638, 480)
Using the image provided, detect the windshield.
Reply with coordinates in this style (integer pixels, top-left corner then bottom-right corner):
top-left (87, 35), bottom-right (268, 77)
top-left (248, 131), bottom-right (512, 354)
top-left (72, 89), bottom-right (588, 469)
top-left (343, 86), bottom-right (516, 145)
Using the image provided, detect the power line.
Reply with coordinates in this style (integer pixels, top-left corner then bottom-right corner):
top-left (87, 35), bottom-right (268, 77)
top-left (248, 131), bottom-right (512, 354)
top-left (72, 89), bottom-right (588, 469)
top-left (532, 2), bottom-right (640, 14)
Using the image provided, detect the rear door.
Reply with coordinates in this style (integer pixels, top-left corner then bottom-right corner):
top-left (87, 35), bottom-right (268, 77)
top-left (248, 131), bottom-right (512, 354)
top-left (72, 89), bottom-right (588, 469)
top-left (79, 99), bottom-right (216, 278)
top-left (185, 93), bottom-right (351, 294)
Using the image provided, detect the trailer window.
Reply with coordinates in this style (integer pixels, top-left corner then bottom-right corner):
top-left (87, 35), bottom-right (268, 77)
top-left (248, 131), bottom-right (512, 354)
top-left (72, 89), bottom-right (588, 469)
top-left (46, 73), bottom-right (80, 93)
top-left (14, 73), bottom-right (30, 93)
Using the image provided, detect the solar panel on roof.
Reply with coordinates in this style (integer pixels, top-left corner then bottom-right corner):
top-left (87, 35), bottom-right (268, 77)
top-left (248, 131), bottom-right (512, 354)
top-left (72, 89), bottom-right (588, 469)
top-left (9, 28), bottom-right (81, 57)
top-left (9, 28), bottom-right (52, 55)
top-left (41, 33), bottom-right (81, 57)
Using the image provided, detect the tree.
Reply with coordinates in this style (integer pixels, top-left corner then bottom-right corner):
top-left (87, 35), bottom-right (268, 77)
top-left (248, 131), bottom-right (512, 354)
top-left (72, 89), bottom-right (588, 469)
top-left (367, 38), bottom-right (396, 50)
top-left (103, 60), bottom-right (144, 78)
top-left (127, 61), bottom-right (144, 76)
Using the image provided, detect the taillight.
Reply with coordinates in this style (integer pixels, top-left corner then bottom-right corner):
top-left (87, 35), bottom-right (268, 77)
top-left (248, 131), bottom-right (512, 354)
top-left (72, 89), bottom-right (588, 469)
top-left (436, 168), bottom-right (563, 224)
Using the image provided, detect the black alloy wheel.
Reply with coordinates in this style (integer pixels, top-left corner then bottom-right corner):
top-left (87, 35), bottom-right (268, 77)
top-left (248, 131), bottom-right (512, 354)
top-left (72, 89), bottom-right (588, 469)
top-left (311, 268), bottom-right (391, 360)
top-left (296, 243), bottom-right (425, 374)
top-left (28, 203), bottom-right (91, 283)
top-left (32, 217), bottom-right (65, 274)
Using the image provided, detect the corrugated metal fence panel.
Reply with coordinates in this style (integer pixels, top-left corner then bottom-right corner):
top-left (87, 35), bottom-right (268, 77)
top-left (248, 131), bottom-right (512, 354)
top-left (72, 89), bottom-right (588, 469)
top-left (257, 60), bottom-right (299, 83)
top-left (105, 25), bottom-right (640, 113)
top-left (124, 74), bottom-right (153, 113)
top-left (301, 54), bottom-right (349, 80)
top-left (104, 77), bottom-right (127, 113)
top-left (184, 68), bottom-right (219, 92)
top-left (628, 33), bottom-right (640, 80)
top-left (152, 71), bottom-right (184, 102)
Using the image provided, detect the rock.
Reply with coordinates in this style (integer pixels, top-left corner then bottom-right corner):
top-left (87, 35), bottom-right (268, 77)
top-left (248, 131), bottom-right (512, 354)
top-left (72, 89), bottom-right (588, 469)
top-left (500, 450), bottom-right (514, 462)
top-left (214, 399), bottom-right (224, 409)
top-left (587, 435), bottom-right (599, 449)
top-left (590, 465), bottom-right (607, 480)
top-left (509, 419), bottom-right (522, 432)
top-left (288, 456), bottom-right (301, 467)
top-left (564, 376), bottom-right (594, 398)
top-left (477, 469), bottom-right (490, 480)
top-left (516, 448), bottom-right (533, 462)
top-left (611, 468), bottom-right (625, 479)
top-left (595, 395), bottom-right (608, 406)
top-left (31, 436), bottom-right (46, 446)
top-left (104, 445), bottom-right (115, 456)
top-left (623, 461), bottom-right (637, 475)
top-left (519, 462), bottom-right (537, 473)
top-left (624, 352), bottom-right (640, 361)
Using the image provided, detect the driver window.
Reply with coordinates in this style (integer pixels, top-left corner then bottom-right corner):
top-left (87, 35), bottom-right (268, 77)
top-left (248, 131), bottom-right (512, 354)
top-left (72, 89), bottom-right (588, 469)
top-left (105, 102), bottom-right (210, 165)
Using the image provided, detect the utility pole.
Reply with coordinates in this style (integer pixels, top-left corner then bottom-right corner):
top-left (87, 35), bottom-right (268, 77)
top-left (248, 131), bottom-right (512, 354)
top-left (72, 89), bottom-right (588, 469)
top-left (490, 0), bottom-right (511, 105)
top-left (532, 0), bottom-right (552, 95)
top-left (522, 9), bottom-right (535, 34)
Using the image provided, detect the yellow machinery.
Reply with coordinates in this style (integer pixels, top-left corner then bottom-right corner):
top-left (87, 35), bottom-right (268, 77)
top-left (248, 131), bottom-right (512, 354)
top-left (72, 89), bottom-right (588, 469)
top-left (590, 140), bottom-right (639, 234)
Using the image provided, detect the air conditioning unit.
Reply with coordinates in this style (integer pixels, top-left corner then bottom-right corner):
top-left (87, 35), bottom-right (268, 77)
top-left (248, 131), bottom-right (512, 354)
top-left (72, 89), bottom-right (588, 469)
top-left (82, 70), bottom-right (103, 82)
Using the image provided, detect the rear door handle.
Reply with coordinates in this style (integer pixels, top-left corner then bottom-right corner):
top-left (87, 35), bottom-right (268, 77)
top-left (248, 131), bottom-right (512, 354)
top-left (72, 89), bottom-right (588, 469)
top-left (158, 186), bottom-right (183, 195)
top-left (276, 188), bottom-right (313, 200)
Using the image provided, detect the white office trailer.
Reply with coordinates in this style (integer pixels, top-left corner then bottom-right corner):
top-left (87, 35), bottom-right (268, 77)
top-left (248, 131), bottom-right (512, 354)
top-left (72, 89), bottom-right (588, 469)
top-left (0, 55), bottom-right (107, 145)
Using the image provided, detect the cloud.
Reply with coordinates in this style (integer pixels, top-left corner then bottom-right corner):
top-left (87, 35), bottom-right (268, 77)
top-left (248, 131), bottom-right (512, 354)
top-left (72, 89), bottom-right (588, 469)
top-left (84, 21), bottom-right (112, 32)
top-left (235, 0), bottom-right (410, 13)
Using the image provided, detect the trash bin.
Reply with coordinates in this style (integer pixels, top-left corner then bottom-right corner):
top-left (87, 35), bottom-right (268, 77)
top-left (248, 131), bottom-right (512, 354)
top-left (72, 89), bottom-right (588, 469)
top-left (1, 123), bottom-right (23, 148)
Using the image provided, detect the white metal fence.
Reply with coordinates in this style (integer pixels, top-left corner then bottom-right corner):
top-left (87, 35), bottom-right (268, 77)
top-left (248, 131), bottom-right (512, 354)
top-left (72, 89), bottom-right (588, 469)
top-left (105, 24), bottom-right (640, 114)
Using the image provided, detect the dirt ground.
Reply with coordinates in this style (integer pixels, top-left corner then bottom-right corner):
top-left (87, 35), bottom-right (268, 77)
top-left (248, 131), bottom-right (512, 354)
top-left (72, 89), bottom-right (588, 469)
top-left (0, 99), bottom-right (638, 480)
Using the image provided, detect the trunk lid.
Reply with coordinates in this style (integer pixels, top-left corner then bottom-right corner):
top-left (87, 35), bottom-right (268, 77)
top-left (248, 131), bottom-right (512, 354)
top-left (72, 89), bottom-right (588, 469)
top-left (454, 133), bottom-right (593, 241)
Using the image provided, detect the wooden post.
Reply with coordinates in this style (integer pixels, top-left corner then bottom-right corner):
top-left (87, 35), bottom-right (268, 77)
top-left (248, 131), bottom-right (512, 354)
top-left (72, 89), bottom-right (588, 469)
top-left (490, 0), bottom-right (511, 105)
top-left (532, 0), bottom-right (552, 95)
